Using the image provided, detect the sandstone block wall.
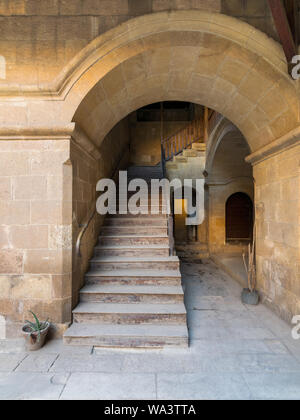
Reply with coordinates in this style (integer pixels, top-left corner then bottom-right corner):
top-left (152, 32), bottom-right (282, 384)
top-left (130, 119), bottom-right (187, 166)
top-left (0, 139), bottom-right (72, 337)
top-left (254, 144), bottom-right (300, 322)
top-left (0, 0), bottom-right (280, 87)
top-left (0, 118), bottom-right (130, 337)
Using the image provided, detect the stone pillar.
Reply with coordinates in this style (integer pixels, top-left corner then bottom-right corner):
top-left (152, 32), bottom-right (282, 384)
top-left (0, 127), bottom-right (74, 337)
top-left (247, 130), bottom-right (300, 322)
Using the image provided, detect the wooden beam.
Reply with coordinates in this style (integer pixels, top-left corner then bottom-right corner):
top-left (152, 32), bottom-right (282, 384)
top-left (283, 0), bottom-right (299, 47)
top-left (267, 0), bottom-right (297, 72)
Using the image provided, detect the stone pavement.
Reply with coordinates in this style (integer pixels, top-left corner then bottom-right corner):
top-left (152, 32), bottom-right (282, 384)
top-left (1, 259), bottom-right (300, 400)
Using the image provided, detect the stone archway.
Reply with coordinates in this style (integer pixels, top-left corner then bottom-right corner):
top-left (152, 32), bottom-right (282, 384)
top-left (0, 11), bottom-right (299, 333)
top-left (59, 11), bottom-right (299, 154)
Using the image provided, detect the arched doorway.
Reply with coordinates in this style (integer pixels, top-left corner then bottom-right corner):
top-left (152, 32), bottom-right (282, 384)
top-left (226, 193), bottom-right (253, 242)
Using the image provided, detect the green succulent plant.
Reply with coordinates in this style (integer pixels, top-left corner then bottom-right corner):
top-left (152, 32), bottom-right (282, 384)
top-left (24, 311), bottom-right (49, 342)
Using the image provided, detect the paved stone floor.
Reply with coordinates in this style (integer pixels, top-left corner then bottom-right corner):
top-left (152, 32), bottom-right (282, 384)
top-left (1, 259), bottom-right (300, 400)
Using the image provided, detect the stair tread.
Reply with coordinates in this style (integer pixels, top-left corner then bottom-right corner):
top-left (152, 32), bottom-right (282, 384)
top-left (80, 284), bottom-right (183, 295)
top-left (95, 244), bottom-right (169, 249)
top-left (86, 269), bottom-right (181, 278)
top-left (73, 302), bottom-right (187, 314)
top-left (64, 323), bottom-right (188, 338)
top-left (86, 268), bottom-right (181, 277)
top-left (90, 256), bottom-right (179, 262)
top-left (105, 217), bottom-right (166, 220)
top-left (99, 234), bottom-right (168, 238)
top-left (102, 225), bottom-right (167, 228)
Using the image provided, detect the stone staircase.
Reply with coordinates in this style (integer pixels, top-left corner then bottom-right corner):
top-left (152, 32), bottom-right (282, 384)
top-left (165, 142), bottom-right (206, 182)
top-left (64, 167), bottom-right (188, 348)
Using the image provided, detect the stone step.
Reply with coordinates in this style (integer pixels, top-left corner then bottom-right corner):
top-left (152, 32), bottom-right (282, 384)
top-left (79, 284), bottom-right (184, 303)
top-left (94, 244), bottom-right (170, 257)
top-left (118, 192), bottom-right (165, 198)
top-left (192, 143), bottom-right (206, 151)
top-left (63, 324), bottom-right (188, 348)
top-left (116, 203), bottom-right (167, 208)
top-left (72, 302), bottom-right (187, 325)
top-left (182, 150), bottom-right (198, 157)
top-left (107, 212), bottom-right (168, 219)
top-left (98, 235), bottom-right (169, 246)
top-left (100, 226), bottom-right (168, 235)
top-left (85, 268), bottom-right (182, 286)
top-left (175, 156), bottom-right (188, 163)
top-left (104, 217), bottom-right (167, 226)
top-left (117, 197), bottom-right (166, 204)
top-left (89, 256), bottom-right (180, 271)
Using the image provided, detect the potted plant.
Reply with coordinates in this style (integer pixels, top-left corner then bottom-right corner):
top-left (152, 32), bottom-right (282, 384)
top-left (22, 311), bottom-right (50, 351)
top-left (242, 220), bottom-right (259, 305)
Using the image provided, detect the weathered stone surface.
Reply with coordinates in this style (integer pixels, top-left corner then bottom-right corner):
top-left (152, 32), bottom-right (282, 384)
top-left (1, 261), bottom-right (300, 399)
top-left (16, 353), bottom-right (58, 372)
top-left (0, 250), bottom-right (23, 274)
top-left (0, 372), bottom-right (69, 399)
top-left (0, 353), bottom-right (27, 372)
top-left (157, 372), bottom-right (252, 399)
top-left (60, 372), bottom-right (156, 400)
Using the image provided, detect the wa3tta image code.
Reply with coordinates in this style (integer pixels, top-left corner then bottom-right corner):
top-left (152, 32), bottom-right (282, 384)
top-left (104, 404), bottom-right (197, 417)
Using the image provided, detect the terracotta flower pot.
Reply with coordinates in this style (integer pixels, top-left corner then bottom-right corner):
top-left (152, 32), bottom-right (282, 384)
top-left (22, 321), bottom-right (50, 351)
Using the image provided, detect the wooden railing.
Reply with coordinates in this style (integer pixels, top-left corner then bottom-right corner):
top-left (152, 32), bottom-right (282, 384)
top-left (161, 118), bottom-right (202, 162)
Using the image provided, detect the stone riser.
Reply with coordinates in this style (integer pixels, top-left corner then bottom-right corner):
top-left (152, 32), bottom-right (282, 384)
top-left (117, 192), bottom-right (165, 198)
top-left (64, 336), bottom-right (188, 348)
top-left (73, 313), bottom-right (186, 325)
top-left (116, 204), bottom-right (167, 213)
top-left (100, 227), bottom-right (168, 235)
top-left (90, 261), bottom-right (180, 270)
top-left (80, 293), bottom-right (184, 304)
top-left (86, 277), bottom-right (182, 286)
top-left (98, 237), bottom-right (169, 246)
top-left (104, 218), bottom-right (167, 226)
top-left (107, 213), bottom-right (167, 219)
top-left (177, 252), bottom-right (210, 259)
top-left (117, 201), bottom-right (166, 207)
top-left (94, 248), bottom-right (170, 257)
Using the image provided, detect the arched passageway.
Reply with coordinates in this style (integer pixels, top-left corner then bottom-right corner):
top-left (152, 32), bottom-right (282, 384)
top-left (0, 11), bottom-right (299, 334)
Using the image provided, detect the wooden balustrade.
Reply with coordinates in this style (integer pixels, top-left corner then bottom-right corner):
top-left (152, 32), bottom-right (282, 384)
top-left (161, 118), bottom-right (203, 162)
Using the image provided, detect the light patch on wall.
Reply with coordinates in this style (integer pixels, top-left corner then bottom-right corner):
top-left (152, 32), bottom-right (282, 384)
top-left (0, 56), bottom-right (6, 80)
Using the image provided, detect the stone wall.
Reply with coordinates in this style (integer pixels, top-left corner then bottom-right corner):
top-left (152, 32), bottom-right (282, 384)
top-left (0, 138), bottom-right (72, 337)
top-left (254, 143), bottom-right (300, 322)
top-left (0, 0), bottom-right (280, 87)
top-left (0, 118), bottom-right (130, 338)
top-left (130, 119), bottom-right (187, 166)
